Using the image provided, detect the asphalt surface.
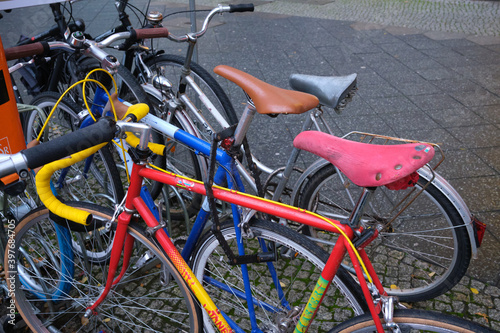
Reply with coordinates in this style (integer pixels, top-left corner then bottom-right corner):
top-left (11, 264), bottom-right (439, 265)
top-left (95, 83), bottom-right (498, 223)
top-left (0, 0), bottom-right (499, 331)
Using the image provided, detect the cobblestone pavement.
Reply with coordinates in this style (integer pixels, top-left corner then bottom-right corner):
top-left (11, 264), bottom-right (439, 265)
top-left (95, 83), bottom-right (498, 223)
top-left (194, 0), bottom-right (500, 37)
top-left (1, 0), bottom-right (499, 331)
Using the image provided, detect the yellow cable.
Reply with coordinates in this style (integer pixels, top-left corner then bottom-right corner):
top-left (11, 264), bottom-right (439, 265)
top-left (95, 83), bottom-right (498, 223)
top-left (147, 163), bottom-right (373, 283)
top-left (36, 78), bottom-right (115, 142)
top-left (37, 69), bottom-right (131, 183)
top-left (83, 68), bottom-right (118, 121)
top-left (81, 68), bottom-right (130, 183)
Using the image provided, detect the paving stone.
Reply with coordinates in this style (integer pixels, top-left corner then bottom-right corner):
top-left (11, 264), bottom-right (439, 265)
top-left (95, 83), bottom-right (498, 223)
top-left (471, 280), bottom-right (487, 292)
top-left (435, 294), bottom-right (451, 303)
top-left (489, 309), bottom-right (500, 321)
top-left (471, 315), bottom-right (490, 327)
top-left (485, 286), bottom-right (500, 298)
top-left (473, 295), bottom-right (495, 309)
top-left (435, 301), bottom-right (452, 312)
top-left (469, 303), bottom-right (488, 316)
top-left (454, 292), bottom-right (470, 302)
top-left (453, 301), bottom-right (465, 313)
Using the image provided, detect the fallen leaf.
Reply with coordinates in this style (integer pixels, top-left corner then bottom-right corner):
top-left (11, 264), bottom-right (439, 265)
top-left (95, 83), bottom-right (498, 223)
top-left (390, 284), bottom-right (398, 290)
top-left (428, 272), bottom-right (436, 277)
top-left (475, 312), bottom-right (488, 323)
top-left (471, 288), bottom-right (479, 294)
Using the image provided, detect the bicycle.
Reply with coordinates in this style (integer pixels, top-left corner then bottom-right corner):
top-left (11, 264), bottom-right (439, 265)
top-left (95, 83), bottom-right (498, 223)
top-left (156, 54), bottom-right (483, 303)
top-left (114, 3), bottom-right (484, 303)
top-left (1, 37), bottom-right (130, 313)
top-left (3, 39), bottom-right (362, 331)
top-left (7, 3), bottom-right (484, 305)
top-left (4, 103), bottom-right (493, 332)
top-left (6, 0), bottom-right (236, 220)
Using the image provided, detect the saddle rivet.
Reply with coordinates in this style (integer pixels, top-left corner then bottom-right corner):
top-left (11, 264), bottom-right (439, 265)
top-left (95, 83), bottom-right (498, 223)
top-left (413, 155), bottom-right (422, 160)
top-left (375, 173), bottom-right (382, 181)
top-left (395, 164), bottom-right (402, 170)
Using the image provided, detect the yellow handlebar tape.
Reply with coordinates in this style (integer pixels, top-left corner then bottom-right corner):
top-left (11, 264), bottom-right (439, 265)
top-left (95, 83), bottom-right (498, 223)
top-left (124, 103), bottom-right (150, 121)
top-left (36, 143), bottom-right (108, 226)
top-left (125, 133), bottom-right (166, 156)
top-left (120, 103), bottom-right (166, 155)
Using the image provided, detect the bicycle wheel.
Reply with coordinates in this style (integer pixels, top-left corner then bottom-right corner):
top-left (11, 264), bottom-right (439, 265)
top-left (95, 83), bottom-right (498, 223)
top-left (25, 92), bottom-right (124, 208)
top-left (298, 164), bottom-right (471, 302)
top-left (329, 309), bottom-right (494, 333)
top-left (7, 202), bottom-right (202, 333)
top-left (144, 53), bottom-right (238, 137)
top-left (67, 56), bottom-right (151, 112)
top-left (190, 219), bottom-right (367, 333)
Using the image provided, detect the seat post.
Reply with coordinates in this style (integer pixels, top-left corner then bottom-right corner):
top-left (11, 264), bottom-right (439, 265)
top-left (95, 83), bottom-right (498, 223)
top-left (346, 187), bottom-right (376, 228)
top-left (233, 102), bottom-right (257, 147)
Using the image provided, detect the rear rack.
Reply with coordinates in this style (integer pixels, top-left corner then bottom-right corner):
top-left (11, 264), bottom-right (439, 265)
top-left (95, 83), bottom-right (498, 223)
top-left (341, 131), bottom-right (445, 230)
top-left (342, 131), bottom-right (445, 170)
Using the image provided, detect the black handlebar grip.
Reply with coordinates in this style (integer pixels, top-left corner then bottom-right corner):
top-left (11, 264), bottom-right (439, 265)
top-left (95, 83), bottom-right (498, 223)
top-left (228, 4), bottom-right (255, 12)
top-left (22, 117), bottom-right (116, 170)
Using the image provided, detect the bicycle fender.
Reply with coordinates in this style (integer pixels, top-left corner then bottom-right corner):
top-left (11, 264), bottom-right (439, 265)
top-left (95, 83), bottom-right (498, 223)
top-left (290, 158), bottom-right (330, 206)
top-left (141, 82), bottom-right (163, 102)
top-left (418, 167), bottom-right (478, 258)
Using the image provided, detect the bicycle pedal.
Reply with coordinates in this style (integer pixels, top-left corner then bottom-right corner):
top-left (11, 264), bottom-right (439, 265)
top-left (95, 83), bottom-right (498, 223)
top-left (279, 247), bottom-right (298, 259)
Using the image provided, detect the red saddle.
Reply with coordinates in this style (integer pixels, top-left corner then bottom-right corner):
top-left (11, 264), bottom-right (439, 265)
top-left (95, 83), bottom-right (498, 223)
top-left (293, 131), bottom-right (435, 188)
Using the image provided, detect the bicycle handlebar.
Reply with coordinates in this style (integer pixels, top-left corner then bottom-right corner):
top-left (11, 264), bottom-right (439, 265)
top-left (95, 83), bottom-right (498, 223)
top-left (167, 4), bottom-right (254, 43)
top-left (96, 27), bottom-right (169, 48)
top-left (4, 41), bottom-right (78, 61)
top-left (5, 38), bottom-right (121, 73)
top-left (228, 3), bottom-right (255, 13)
top-left (32, 103), bottom-right (150, 226)
top-left (0, 103), bottom-right (150, 184)
top-left (24, 118), bottom-right (117, 170)
top-left (0, 117), bottom-right (117, 182)
top-left (6, 2), bottom-right (251, 61)
top-left (4, 42), bottom-right (50, 61)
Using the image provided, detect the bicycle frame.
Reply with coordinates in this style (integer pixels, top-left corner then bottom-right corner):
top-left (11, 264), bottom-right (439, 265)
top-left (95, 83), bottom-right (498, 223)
top-left (75, 115), bottom-right (388, 332)
top-left (93, 154), bottom-right (388, 332)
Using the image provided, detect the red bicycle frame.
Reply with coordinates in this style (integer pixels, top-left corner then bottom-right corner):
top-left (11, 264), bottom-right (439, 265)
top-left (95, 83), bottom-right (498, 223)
top-left (87, 160), bottom-right (388, 332)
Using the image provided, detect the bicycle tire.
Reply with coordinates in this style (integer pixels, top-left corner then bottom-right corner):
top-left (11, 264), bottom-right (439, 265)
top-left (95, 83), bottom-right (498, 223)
top-left (190, 219), bottom-right (367, 333)
top-left (70, 56), bottom-right (152, 112)
top-left (25, 91), bottom-right (125, 208)
top-left (144, 53), bottom-right (238, 132)
top-left (6, 202), bottom-right (202, 332)
top-left (298, 164), bottom-right (471, 302)
top-left (328, 309), bottom-right (495, 333)
top-left (142, 53), bottom-right (238, 218)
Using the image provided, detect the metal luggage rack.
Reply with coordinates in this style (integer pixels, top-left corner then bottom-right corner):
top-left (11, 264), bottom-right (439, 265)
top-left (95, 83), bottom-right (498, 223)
top-left (342, 131), bottom-right (445, 170)
top-left (341, 131), bottom-right (445, 228)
